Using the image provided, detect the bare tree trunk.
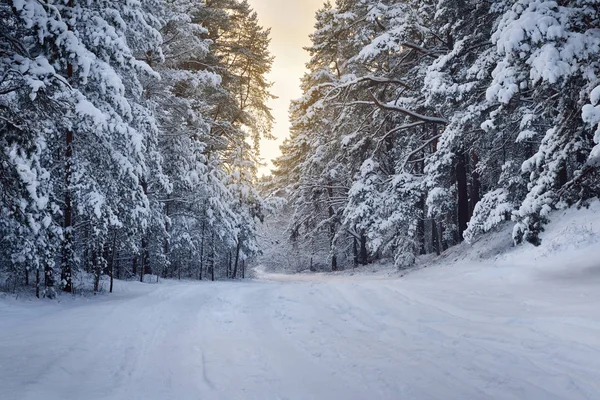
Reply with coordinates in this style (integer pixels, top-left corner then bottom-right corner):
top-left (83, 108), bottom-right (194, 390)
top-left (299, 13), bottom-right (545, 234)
top-left (140, 178), bottom-right (149, 283)
top-left (210, 232), bottom-right (215, 282)
top-left (199, 218), bottom-right (206, 280)
top-left (437, 221), bottom-right (445, 253)
top-left (139, 241), bottom-right (146, 283)
top-left (232, 238), bottom-right (241, 279)
top-left (61, 126), bottom-right (74, 293)
top-left (61, 0), bottom-right (74, 293)
top-left (360, 232), bottom-right (368, 265)
top-left (110, 232), bottom-right (117, 293)
top-left (353, 236), bottom-right (358, 269)
top-left (45, 262), bottom-right (55, 295)
top-left (35, 268), bottom-right (40, 298)
top-left (470, 152), bottom-right (481, 217)
top-left (132, 256), bottom-right (137, 277)
top-left (162, 202), bottom-right (170, 283)
top-left (327, 184), bottom-right (338, 271)
top-left (93, 247), bottom-right (102, 294)
top-left (456, 152), bottom-right (470, 241)
top-left (227, 252), bottom-right (232, 279)
top-left (432, 219), bottom-right (441, 256)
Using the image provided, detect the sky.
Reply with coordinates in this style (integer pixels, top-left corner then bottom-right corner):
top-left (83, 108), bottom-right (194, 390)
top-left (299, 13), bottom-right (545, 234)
top-left (247, 0), bottom-right (325, 176)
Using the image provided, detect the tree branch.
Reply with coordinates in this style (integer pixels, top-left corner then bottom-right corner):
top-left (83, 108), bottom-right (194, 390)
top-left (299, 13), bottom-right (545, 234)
top-left (369, 92), bottom-right (448, 125)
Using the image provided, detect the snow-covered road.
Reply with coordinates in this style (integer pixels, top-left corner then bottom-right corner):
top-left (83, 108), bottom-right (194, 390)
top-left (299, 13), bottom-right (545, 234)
top-left (1, 266), bottom-right (600, 400)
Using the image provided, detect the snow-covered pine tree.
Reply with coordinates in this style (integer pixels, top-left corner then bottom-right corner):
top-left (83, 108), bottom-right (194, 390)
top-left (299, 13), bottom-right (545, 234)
top-left (0, 2), bottom-right (68, 296)
top-left (485, 0), bottom-right (600, 245)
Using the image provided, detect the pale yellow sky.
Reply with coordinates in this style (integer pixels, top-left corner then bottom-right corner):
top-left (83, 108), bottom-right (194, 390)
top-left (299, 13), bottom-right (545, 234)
top-left (248, 0), bottom-right (325, 176)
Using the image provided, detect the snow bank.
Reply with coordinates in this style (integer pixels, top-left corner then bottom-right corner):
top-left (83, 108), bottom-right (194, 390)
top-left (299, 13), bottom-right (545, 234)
top-left (418, 201), bottom-right (600, 286)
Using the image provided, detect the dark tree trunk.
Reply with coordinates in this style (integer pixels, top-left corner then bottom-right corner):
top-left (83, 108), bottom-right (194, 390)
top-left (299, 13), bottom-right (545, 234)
top-left (209, 232), bottom-right (215, 282)
top-left (418, 139), bottom-right (427, 254)
top-left (93, 248), bottom-right (101, 294)
top-left (456, 152), bottom-right (470, 241)
top-left (353, 236), bottom-right (358, 268)
top-left (110, 233), bottom-right (117, 293)
top-left (140, 237), bottom-right (148, 283)
top-left (199, 218), bottom-right (206, 280)
top-left (232, 238), bottom-right (241, 279)
top-left (470, 152), bottom-right (481, 218)
top-left (418, 217), bottom-right (426, 255)
top-left (432, 219), bottom-right (441, 256)
top-left (62, 1), bottom-right (74, 293)
top-left (227, 252), bottom-right (232, 279)
top-left (140, 178), bottom-right (149, 282)
top-left (359, 233), bottom-right (368, 265)
top-left (163, 202), bottom-right (170, 281)
top-left (61, 127), bottom-right (74, 293)
top-left (327, 184), bottom-right (337, 271)
top-left (437, 221), bottom-right (445, 252)
top-left (431, 124), bottom-right (442, 256)
top-left (45, 262), bottom-right (54, 298)
top-left (132, 256), bottom-right (138, 277)
top-left (25, 269), bottom-right (29, 286)
top-left (35, 268), bottom-right (40, 298)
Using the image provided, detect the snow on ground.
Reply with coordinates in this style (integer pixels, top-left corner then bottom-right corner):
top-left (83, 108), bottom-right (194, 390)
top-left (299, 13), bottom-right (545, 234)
top-left (1, 204), bottom-right (600, 400)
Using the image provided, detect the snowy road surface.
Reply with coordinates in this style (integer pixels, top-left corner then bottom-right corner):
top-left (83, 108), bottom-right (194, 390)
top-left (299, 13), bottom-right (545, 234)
top-left (1, 265), bottom-right (600, 400)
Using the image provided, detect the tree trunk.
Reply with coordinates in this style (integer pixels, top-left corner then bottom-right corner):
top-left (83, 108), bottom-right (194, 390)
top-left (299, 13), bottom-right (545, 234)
top-left (232, 238), bottom-right (241, 279)
top-left (437, 221), bottom-right (445, 252)
top-left (93, 248), bottom-right (101, 294)
top-left (432, 219), bottom-right (441, 256)
top-left (227, 252), bottom-right (232, 279)
top-left (456, 152), bottom-right (470, 241)
top-left (44, 261), bottom-right (55, 299)
top-left (110, 232), bottom-right (117, 293)
top-left (35, 268), bottom-right (40, 298)
top-left (327, 184), bottom-right (338, 271)
top-left (470, 152), bottom-right (481, 218)
top-left (353, 236), bottom-right (358, 268)
top-left (210, 232), bottom-right (215, 282)
top-left (61, 1), bottom-right (74, 293)
top-left (25, 268), bottom-right (29, 286)
top-left (141, 241), bottom-right (149, 283)
top-left (199, 218), bottom-right (206, 280)
top-left (140, 239), bottom-right (147, 283)
top-left (163, 202), bottom-right (170, 282)
top-left (140, 178), bottom-right (149, 283)
top-left (61, 127), bottom-right (74, 293)
top-left (359, 232), bottom-right (368, 265)
top-left (132, 256), bottom-right (137, 277)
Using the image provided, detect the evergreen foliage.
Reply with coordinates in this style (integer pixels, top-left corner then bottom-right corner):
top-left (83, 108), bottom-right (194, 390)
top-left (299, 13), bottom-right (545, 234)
top-left (272, 0), bottom-right (600, 270)
top-left (0, 0), bottom-right (274, 294)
